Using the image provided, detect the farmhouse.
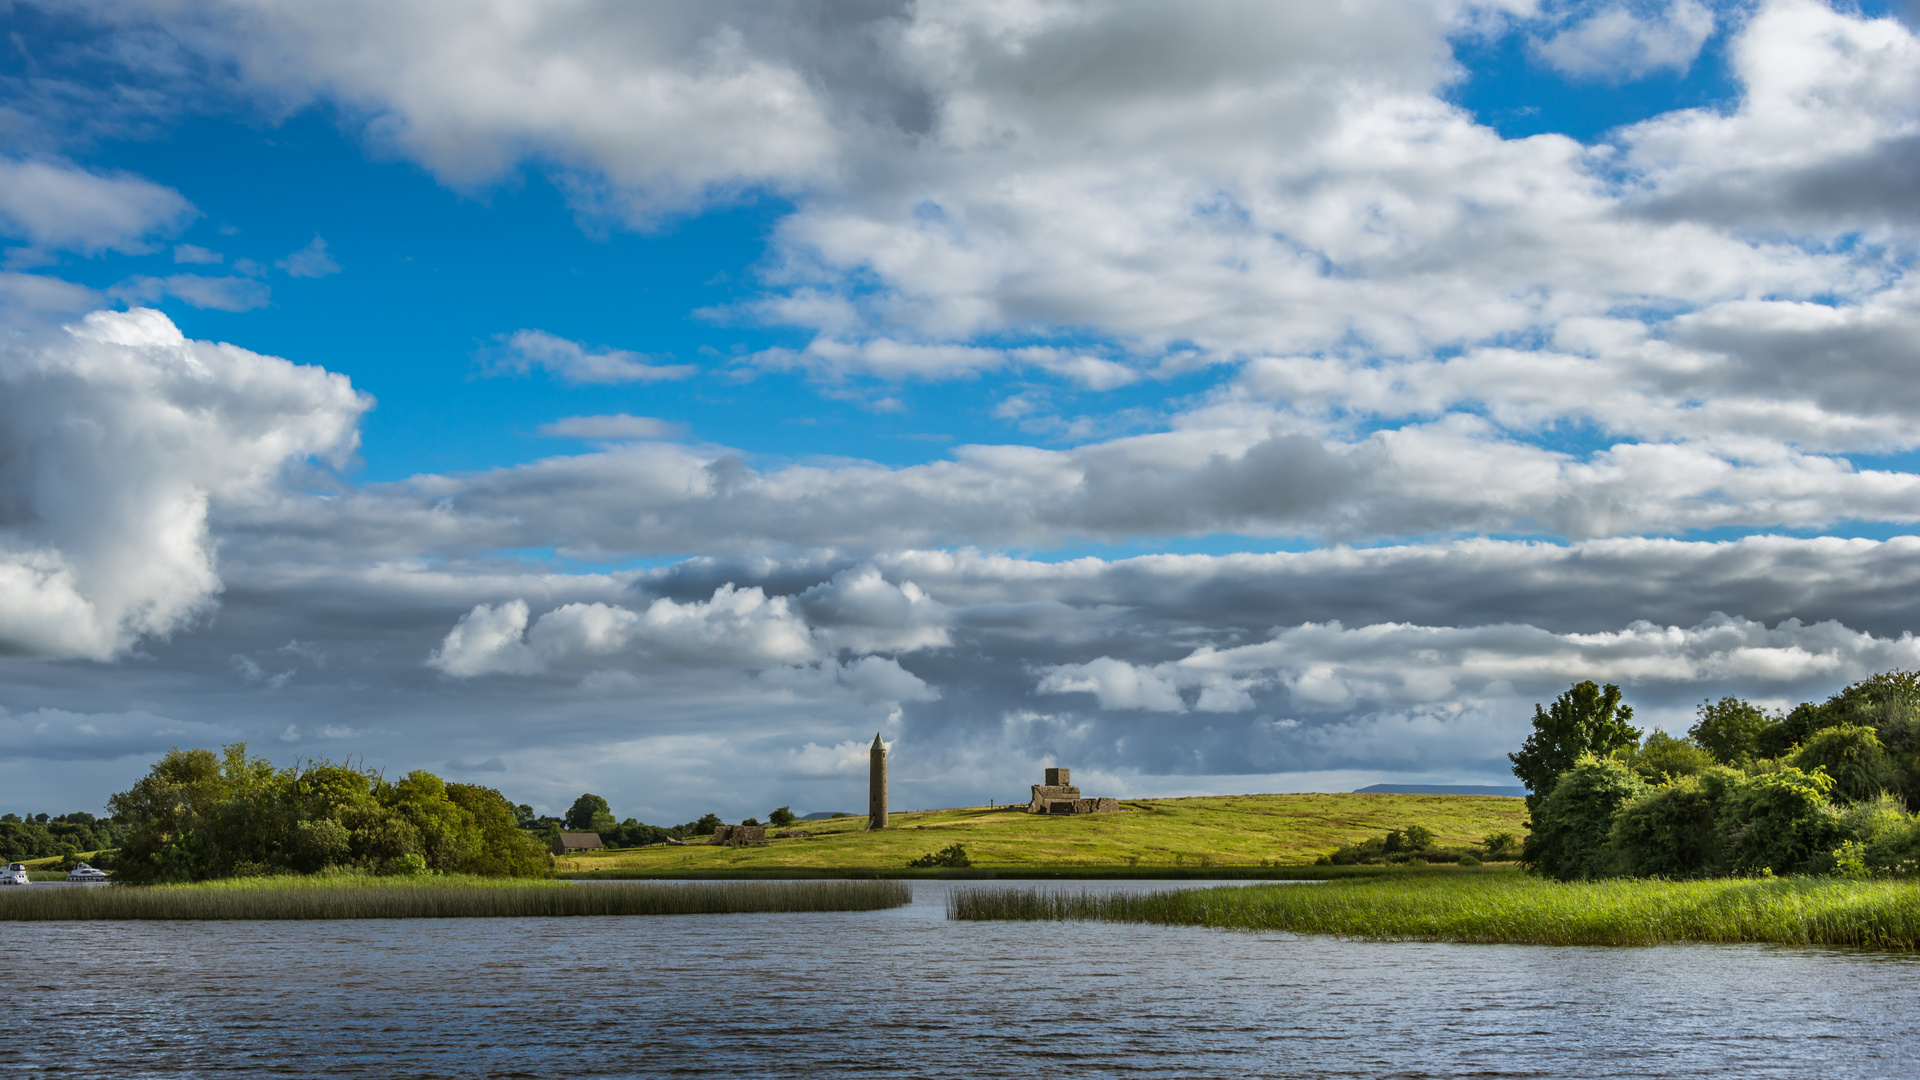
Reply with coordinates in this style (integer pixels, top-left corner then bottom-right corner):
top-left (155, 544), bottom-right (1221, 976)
top-left (1026, 767), bottom-right (1119, 815)
top-left (553, 831), bottom-right (604, 854)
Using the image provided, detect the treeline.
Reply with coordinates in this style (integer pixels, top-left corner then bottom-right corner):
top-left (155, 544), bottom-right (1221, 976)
top-left (108, 745), bottom-right (549, 883)
top-left (1514, 672), bottom-right (1920, 880)
top-left (0, 812), bottom-right (129, 865)
top-left (530, 795), bottom-right (806, 851)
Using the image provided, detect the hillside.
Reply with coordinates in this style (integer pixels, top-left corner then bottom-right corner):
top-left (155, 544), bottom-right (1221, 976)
top-left (556, 792), bottom-right (1529, 876)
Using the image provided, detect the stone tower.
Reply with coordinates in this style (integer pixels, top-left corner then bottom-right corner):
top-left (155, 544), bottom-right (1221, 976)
top-left (868, 732), bottom-right (888, 830)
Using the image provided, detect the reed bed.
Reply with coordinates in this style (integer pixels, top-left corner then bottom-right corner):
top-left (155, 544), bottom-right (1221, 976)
top-left (950, 875), bottom-right (1920, 949)
top-left (0, 878), bottom-right (912, 921)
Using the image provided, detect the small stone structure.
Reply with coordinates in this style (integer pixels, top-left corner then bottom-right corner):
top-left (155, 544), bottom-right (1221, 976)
top-left (708, 824), bottom-right (767, 846)
top-left (553, 831), bottom-right (604, 854)
top-left (1026, 767), bottom-right (1119, 815)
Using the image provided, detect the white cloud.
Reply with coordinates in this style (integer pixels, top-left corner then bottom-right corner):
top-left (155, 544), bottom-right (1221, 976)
top-left (1532, 1), bottom-right (1716, 81)
top-left (539, 414), bottom-right (686, 441)
top-left (109, 273), bottom-right (271, 312)
top-left (276, 236), bottom-right (340, 278)
top-left (0, 157), bottom-right (195, 255)
top-left (173, 243), bottom-right (223, 264)
top-left (1037, 613), bottom-right (1920, 714)
top-left (486, 329), bottom-right (697, 385)
top-left (0, 308), bottom-right (367, 660)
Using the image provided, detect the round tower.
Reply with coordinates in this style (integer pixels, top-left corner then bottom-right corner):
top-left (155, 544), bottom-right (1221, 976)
top-left (868, 732), bottom-right (888, 830)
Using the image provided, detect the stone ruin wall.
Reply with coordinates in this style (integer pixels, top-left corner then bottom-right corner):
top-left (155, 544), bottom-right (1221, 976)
top-left (707, 824), bottom-right (768, 846)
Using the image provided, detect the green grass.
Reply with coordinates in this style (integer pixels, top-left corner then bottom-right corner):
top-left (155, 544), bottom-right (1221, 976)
top-left (554, 793), bottom-right (1529, 876)
top-left (950, 873), bottom-right (1920, 949)
top-left (0, 876), bottom-right (911, 920)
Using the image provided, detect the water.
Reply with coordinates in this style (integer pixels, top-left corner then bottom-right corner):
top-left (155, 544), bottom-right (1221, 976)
top-left (5, 879), bottom-right (1919, 1078)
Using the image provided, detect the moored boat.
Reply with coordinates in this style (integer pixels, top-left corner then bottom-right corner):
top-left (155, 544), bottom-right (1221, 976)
top-left (65, 861), bottom-right (110, 884)
top-left (2, 862), bottom-right (27, 885)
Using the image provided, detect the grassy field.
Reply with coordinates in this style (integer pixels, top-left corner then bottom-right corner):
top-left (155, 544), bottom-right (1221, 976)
top-left (951, 873), bottom-right (1920, 948)
top-left (0, 875), bottom-right (911, 920)
top-left (554, 793), bottom-right (1528, 877)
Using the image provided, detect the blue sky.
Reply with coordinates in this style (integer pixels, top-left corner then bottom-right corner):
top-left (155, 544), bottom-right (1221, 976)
top-left (6, 0), bottom-right (1920, 820)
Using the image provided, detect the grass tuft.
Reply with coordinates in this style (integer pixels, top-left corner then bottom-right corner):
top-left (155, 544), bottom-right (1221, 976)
top-left (950, 874), bottom-right (1920, 949)
top-left (0, 877), bottom-right (911, 921)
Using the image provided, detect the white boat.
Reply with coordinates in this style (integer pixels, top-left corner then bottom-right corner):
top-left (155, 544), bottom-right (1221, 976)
top-left (2, 862), bottom-right (27, 885)
top-left (65, 862), bottom-right (110, 884)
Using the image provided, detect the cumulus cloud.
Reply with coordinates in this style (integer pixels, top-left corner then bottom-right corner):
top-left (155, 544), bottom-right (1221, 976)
top-left (0, 308), bottom-right (367, 659)
top-left (1532, 1), bottom-right (1716, 81)
top-left (484, 329), bottom-right (697, 385)
top-left (0, 157), bottom-right (195, 256)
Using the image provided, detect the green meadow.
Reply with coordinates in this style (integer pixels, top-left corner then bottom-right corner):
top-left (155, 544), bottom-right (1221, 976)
top-left (951, 872), bottom-right (1920, 948)
top-left (556, 793), bottom-right (1529, 877)
top-left (0, 875), bottom-right (911, 920)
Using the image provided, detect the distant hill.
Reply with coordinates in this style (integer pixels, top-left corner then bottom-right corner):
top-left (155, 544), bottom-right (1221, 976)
top-left (1353, 784), bottom-right (1526, 797)
top-left (800, 811), bottom-right (855, 821)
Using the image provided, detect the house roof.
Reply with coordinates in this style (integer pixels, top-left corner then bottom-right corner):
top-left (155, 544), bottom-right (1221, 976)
top-left (556, 831), bottom-right (603, 848)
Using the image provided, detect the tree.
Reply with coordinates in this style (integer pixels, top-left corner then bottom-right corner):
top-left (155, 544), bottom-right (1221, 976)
top-left (768, 806), bottom-right (796, 828)
top-left (1628, 730), bottom-right (1715, 783)
top-left (565, 793), bottom-right (613, 832)
top-left (1689, 697), bottom-right (1773, 764)
top-left (1787, 724), bottom-right (1901, 804)
top-left (1510, 681), bottom-right (1640, 811)
top-left (1717, 767), bottom-right (1843, 874)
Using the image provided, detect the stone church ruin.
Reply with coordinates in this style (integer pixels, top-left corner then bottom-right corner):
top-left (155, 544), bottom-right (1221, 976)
top-left (1026, 767), bottom-right (1119, 815)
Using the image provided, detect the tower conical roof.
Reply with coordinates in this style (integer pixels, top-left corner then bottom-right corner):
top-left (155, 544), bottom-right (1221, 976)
top-left (871, 732), bottom-right (885, 750)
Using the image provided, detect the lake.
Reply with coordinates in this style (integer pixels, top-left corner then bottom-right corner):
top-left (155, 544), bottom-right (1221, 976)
top-left (5, 879), bottom-right (1917, 1078)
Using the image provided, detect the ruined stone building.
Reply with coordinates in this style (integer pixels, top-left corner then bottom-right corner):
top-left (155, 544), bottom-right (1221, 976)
top-left (1026, 767), bottom-right (1119, 814)
top-left (707, 824), bottom-right (767, 846)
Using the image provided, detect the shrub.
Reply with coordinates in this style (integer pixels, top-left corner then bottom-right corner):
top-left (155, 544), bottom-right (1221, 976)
top-left (1481, 831), bottom-right (1519, 860)
top-left (1608, 768), bottom-right (1736, 878)
top-left (1457, 854), bottom-right (1481, 866)
top-left (1717, 766), bottom-right (1843, 875)
top-left (907, 843), bottom-right (971, 869)
top-left (1524, 755), bottom-right (1645, 881)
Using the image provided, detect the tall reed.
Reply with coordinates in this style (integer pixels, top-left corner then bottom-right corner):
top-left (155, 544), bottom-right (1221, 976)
top-left (0, 879), bottom-right (911, 921)
top-left (950, 875), bottom-right (1920, 948)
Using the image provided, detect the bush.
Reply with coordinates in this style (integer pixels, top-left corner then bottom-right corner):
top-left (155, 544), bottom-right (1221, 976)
top-left (907, 843), bottom-right (970, 869)
top-left (1523, 755), bottom-right (1645, 881)
top-left (1629, 730), bottom-right (1716, 783)
top-left (1457, 854), bottom-right (1481, 866)
top-left (1716, 766), bottom-right (1843, 875)
top-left (1608, 769), bottom-right (1736, 878)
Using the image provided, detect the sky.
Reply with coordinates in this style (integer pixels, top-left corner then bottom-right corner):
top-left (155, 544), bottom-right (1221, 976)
top-left (6, 0), bottom-right (1920, 823)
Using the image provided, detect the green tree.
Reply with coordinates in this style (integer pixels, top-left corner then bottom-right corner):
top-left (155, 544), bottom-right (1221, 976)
top-left (768, 806), bottom-right (796, 828)
top-left (1510, 681), bottom-right (1640, 811)
top-left (1787, 724), bottom-right (1901, 804)
top-left (1628, 730), bottom-right (1716, 783)
top-left (565, 793), bottom-right (614, 833)
top-left (1523, 755), bottom-right (1645, 881)
top-left (1689, 697), bottom-right (1773, 764)
top-left (446, 784), bottom-right (549, 877)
